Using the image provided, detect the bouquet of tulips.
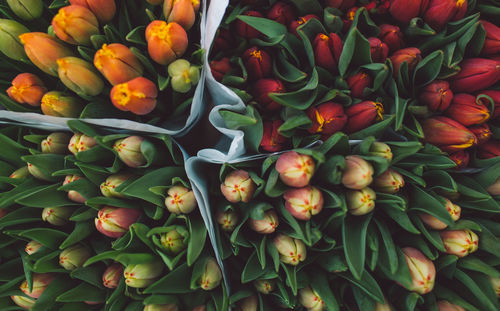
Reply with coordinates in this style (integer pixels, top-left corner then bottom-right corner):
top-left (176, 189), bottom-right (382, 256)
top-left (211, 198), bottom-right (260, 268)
top-left (0, 121), bottom-right (226, 310)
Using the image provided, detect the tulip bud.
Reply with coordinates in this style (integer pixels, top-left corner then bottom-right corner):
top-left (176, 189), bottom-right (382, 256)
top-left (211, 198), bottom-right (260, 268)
top-left (450, 58), bottom-right (500, 92)
top-left (164, 185), bottom-right (197, 214)
top-left (307, 102), bottom-right (347, 137)
top-left (124, 260), bottom-right (164, 288)
top-left (19, 32), bottom-right (75, 76)
top-left (6, 0), bottom-right (43, 21)
top-left (198, 257), bottom-right (222, 290)
top-left (63, 175), bottom-right (86, 203)
top-left (373, 169), bottom-right (404, 193)
top-left (210, 57), bottom-right (231, 82)
top-left (344, 101), bottom-right (384, 133)
top-left (477, 90), bottom-right (500, 119)
top-left (57, 56), bottom-right (104, 97)
top-left (252, 78), bottom-right (286, 111)
top-left (113, 136), bottom-right (147, 167)
top-left (347, 71), bottom-right (372, 98)
top-left (390, 47), bottom-right (422, 77)
top-left (146, 20), bottom-right (188, 65)
top-left (9, 166), bottom-right (29, 179)
top-left (477, 139), bottom-right (500, 159)
top-left (400, 247), bottom-right (436, 294)
top-left (27, 163), bottom-right (51, 181)
top-left (254, 279), bottom-right (275, 294)
top-left (111, 77), bottom-right (157, 115)
top-left (369, 37), bottom-right (389, 63)
top-left (220, 170), bottom-right (257, 203)
top-left (168, 59), bottom-right (200, 93)
top-left (369, 142), bottom-right (393, 161)
top-left (20, 273), bottom-right (54, 298)
top-left (25, 240), bottom-right (43, 255)
top-left (68, 133), bottom-right (96, 155)
top-left (236, 296), bottom-right (258, 311)
top-left (242, 46), bottom-right (272, 81)
top-left (389, 0), bottom-right (429, 24)
top-left (41, 132), bottom-right (71, 154)
top-left (469, 123), bottom-right (492, 145)
top-left (276, 151), bottom-right (315, 188)
top-left (144, 304), bottom-right (179, 311)
top-left (440, 229), bottom-right (479, 257)
top-left (487, 176), bottom-right (500, 196)
top-left (160, 226), bottom-right (188, 255)
top-left (267, 2), bottom-right (295, 25)
top-left (449, 150), bottom-right (470, 169)
top-left (69, 0), bottom-right (116, 24)
top-left (216, 210), bottom-right (239, 232)
top-left (445, 93), bottom-right (490, 126)
top-left (341, 155), bottom-right (374, 190)
top-left (342, 6), bottom-right (358, 31)
top-left (420, 198), bottom-right (461, 230)
top-left (480, 20), bottom-right (500, 55)
top-left (289, 14), bottom-right (319, 38)
top-left (42, 206), bottom-right (73, 226)
top-left (419, 80), bottom-right (453, 112)
top-left (7, 73), bottom-right (47, 107)
top-left (59, 244), bottom-right (92, 270)
top-left (314, 33), bottom-right (343, 73)
top-left (52, 5), bottom-right (99, 46)
top-left (273, 234), bottom-right (306, 265)
top-left (235, 11), bottom-right (263, 39)
top-left (422, 117), bottom-right (477, 152)
top-left (41, 91), bottom-right (84, 118)
top-left (375, 299), bottom-right (392, 311)
top-left (164, 0), bottom-right (199, 30)
top-left (261, 119), bottom-right (288, 152)
top-left (212, 28), bottom-right (234, 55)
top-left (10, 295), bottom-right (35, 309)
top-left (379, 24), bottom-right (405, 52)
top-left (95, 206), bottom-right (141, 238)
top-left (249, 210), bottom-right (279, 234)
top-left (437, 301), bottom-right (466, 311)
top-left (424, 0), bottom-right (467, 31)
top-left (102, 263), bottom-right (123, 289)
top-left (100, 173), bottom-right (132, 198)
top-left (284, 186), bottom-right (324, 220)
top-left (325, 0), bottom-right (356, 10)
top-left (0, 19), bottom-right (29, 62)
top-left (94, 43), bottom-right (143, 85)
top-left (299, 286), bottom-right (325, 311)
top-left (347, 187), bottom-right (376, 215)
top-left (490, 276), bottom-right (500, 297)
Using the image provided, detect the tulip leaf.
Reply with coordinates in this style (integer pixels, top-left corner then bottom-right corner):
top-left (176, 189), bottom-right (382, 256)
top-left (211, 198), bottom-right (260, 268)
top-left (235, 16), bottom-right (287, 38)
top-left (381, 206), bottom-right (420, 234)
top-left (434, 285), bottom-right (482, 311)
top-left (349, 115), bottom-right (395, 140)
top-left (241, 251), bottom-right (267, 283)
top-left (0, 258), bottom-right (22, 282)
top-left (475, 223), bottom-right (500, 258)
top-left (48, 0), bottom-right (67, 9)
top-left (125, 26), bottom-right (146, 46)
top-left (31, 275), bottom-right (73, 311)
top-left (339, 270), bottom-right (385, 303)
top-left (15, 183), bottom-right (75, 208)
top-left (412, 215), bottom-right (446, 252)
top-left (423, 170), bottom-right (457, 193)
top-left (273, 53), bottom-right (308, 83)
top-left (458, 256), bottom-right (500, 277)
top-left (409, 185), bottom-right (454, 226)
top-left (342, 214), bottom-right (372, 280)
top-left (374, 219), bottom-right (398, 274)
top-left (0, 205), bottom-right (41, 229)
top-left (56, 282), bottom-right (106, 302)
top-left (60, 221), bottom-right (94, 250)
top-left (0, 93), bottom-right (39, 113)
top-left (310, 272), bottom-right (339, 311)
top-left (130, 47), bottom-right (156, 76)
top-left (413, 50), bottom-right (444, 87)
top-left (17, 228), bottom-right (68, 249)
top-left (268, 69), bottom-right (319, 110)
top-left (324, 8), bottom-right (344, 33)
top-left (0, 133), bottom-right (29, 167)
top-left (70, 265), bottom-right (106, 289)
top-left (21, 154), bottom-right (66, 182)
top-left (278, 113), bottom-right (312, 137)
top-left (187, 215), bottom-right (207, 266)
top-left (84, 250), bottom-right (121, 267)
top-left (454, 269), bottom-right (500, 311)
top-left (338, 28), bottom-right (371, 77)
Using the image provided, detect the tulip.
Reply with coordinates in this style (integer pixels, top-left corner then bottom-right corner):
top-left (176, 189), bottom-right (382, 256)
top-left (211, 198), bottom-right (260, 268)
top-left (220, 170), bottom-right (257, 203)
top-left (284, 186), bottom-right (324, 220)
top-left (25, 240), bottom-right (43, 255)
top-left (160, 226), bottom-right (188, 255)
top-left (59, 244), bottom-right (91, 270)
top-left (146, 20), bottom-right (188, 65)
top-left (440, 229), bottom-right (479, 257)
top-left (235, 11), bottom-right (263, 39)
top-left (198, 257), bottom-right (222, 290)
top-left (10, 295), bottom-right (35, 309)
top-left (27, 163), bottom-right (52, 181)
top-left (307, 102), bottom-right (347, 137)
top-left (113, 136), bottom-right (147, 167)
top-left (373, 169), bottom-right (405, 193)
top-left (276, 151), bottom-right (315, 188)
top-left (400, 247), bottom-right (436, 294)
top-left (57, 57), bottom-right (104, 97)
top-left (347, 71), bottom-right (372, 98)
top-left (216, 210), bottom-right (239, 232)
top-left (252, 78), bottom-right (286, 111)
top-left (374, 300), bottom-right (392, 311)
top-left (164, 185), bottom-right (197, 214)
top-left (390, 47), bottom-right (422, 77)
top-left (313, 33), bottom-right (343, 73)
top-left (68, 133), bottom-right (96, 155)
top-left (168, 59), bottom-right (200, 93)
top-left (369, 142), bottom-right (393, 161)
top-left (9, 167), bottom-right (29, 179)
top-left (487, 176), bottom-right (500, 196)
top-left (389, 0), bottom-right (429, 24)
top-left (420, 198), bottom-right (461, 230)
top-left (379, 24), bottom-right (405, 52)
top-left (164, 0), bottom-right (199, 30)
top-left (480, 20), bottom-right (500, 55)
top-left (144, 304), bottom-right (179, 311)
top-left (212, 28), bottom-right (234, 55)
top-left (419, 80), bottom-right (453, 112)
top-left (111, 77), bottom-right (157, 115)
top-left (347, 187), bottom-right (376, 215)
top-left (94, 43), bottom-right (143, 85)
top-left (0, 19), bottom-right (29, 62)
top-left (102, 263), bottom-right (123, 289)
top-left (62, 175), bottom-right (86, 203)
top-left (254, 279), bottom-right (275, 294)
top-left (242, 46), bottom-right (272, 81)
top-left (289, 14), bottom-right (319, 37)
top-left (95, 206), bottom-right (141, 238)
top-left (490, 276), bottom-right (500, 297)
top-left (124, 260), bottom-right (164, 288)
top-left (69, 0), bottom-right (116, 24)
top-left (449, 150), bottom-right (470, 169)
top-left (273, 234), bottom-right (306, 265)
top-left (341, 155), bottom-right (374, 190)
top-left (477, 90), bottom-right (500, 119)
top-left (6, 0), bottom-right (43, 21)
top-left (41, 132), bottom-right (71, 154)
top-left (342, 7), bottom-right (358, 31)
top-left (41, 91), bottom-right (84, 118)
top-left (210, 57), bottom-right (232, 82)
top-left (369, 37), bottom-right (389, 63)
top-left (424, 0), bottom-right (467, 31)
top-left (42, 206), bottom-right (73, 226)
top-left (261, 120), bottom-right (288, 152)
top-left (477, 139), bottom-right (500, 159)
top-left (344, 101), bottom-right (384, 133)
top-left (20, 273), bottom-right (54, 298)
top-left (52, 5), bottom-right (99, 45)
top-left (299, 286), bottom-right (325, 311)
top-left (249, 209), bottom-right (279, 234)
top-left (422, 117), bottom-right (477, 152)
top-left (100, 173), bottom-right (132, 198)
top-left (437, 301), bottom-right (466, 311)
top-left (266, 2), bottom-right (295, 25)
top-left (6, 73), bottom-right (47, 107)
top-left (469, 123), bottom-right (492, 145)
top-left (236, 296), bottom-right (258, 311)
top-left (445, 93), bottom-right (490, 126)
top-left (325, 0), bottom-right (356, 10)
top-left (450, 58), bottom-right (500, 92)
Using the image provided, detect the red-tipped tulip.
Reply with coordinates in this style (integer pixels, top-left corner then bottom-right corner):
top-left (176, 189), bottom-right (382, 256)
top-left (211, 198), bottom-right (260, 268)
top-left (146, 20), bottom-right (188, 65)
top-left (389, 0), bottom-right (429, 24)
top-left (220, 170), bottom-right (256, 203)
top-left (242, 46), bottom-right (272, 81)
top-left (260, 120), bottom-right (288, 152)
top-left (307, 102), bottom-right (347, 137)
top-left (163, 0), bottom-right (200, 30)
top-left (68, 133), bottom-right (96, 154)
top-left (254, 279), bottom-right (275, 294)
top-left (369, 142), bottom-right (393, 161)
top-left (401, 247), bottom-right (436, 294)
top-left (10, 295), bottom-right (35, 309)
top-left (41, 91), bottom-right (84, 118)
top-left (20, 273), bottom-right (54, 298)
top-left (252, 78), bottom-right (286, 111)
top-left (422, 117), bottom-right (477, 152)
top-left (52, 5), bottom-right (99, 46)
top-left (210, 57), bottom-right (231, 82)
top-left (347, 187), bottom-right (376, 215)
top-left (165, 185), bottom-right (197, 214)
top-left (124, 260), bottom-right (163, 288)
top-left (299, 286), bottom-right (325, 311)
top-left (284, 186), bottom-right (324, 220)
top-left (266, 2), bottom-right (295, 25)
top-left (437, 301), bottom-right (466, 311)
top-left (113, 136), bottom-right (147, 167)
top-left (373, 169), bottom-right (405, 193)
top-left (449, 150), bottom-right (470, 169)
top-left (216, 210), bottom-right (239, 231)
top-left (342, 155), bottom-right (374, 189)
top-left (59, 244), bottom-right (92, 270)
top-left (95, 206), bottom-right (141, 238)
top-left (63, 175), bottom-right (86, 203)
top-left (111, 77), bottom-right (157, 115)
top-left (313, 33), bottom-right (343, 73)
top-left (160, 226), bottom-right (188, 255)
top-left (273, 234), bottom-right (306, 265)
top-left (445, 93), bottom-right (490, 126)
top-left (41, 132), bottom-right (71, 154)
top-left (94, 43), bottom-right (143, 85)
top-left (9, 167), bottom-right (29, 179)
top-left (100, 173), bottom-right (132, 198)
top-left (390, 47), bottom-right (422, 77)
top-left (469, 123), bottom-right (492, 145)
top-left (369, 37), bottom-right (389, 63)
top-left (420, 198), bottom-right (461, 230)
top-left (289, 14), bottom-right (319, 37)
top-left (477, 139), bottom-right (500, 159)
top-left (25, 240), bottom-right (43, 255)
top-left (344, 101), bottom-right (384, 133)
top-left (419, 80), bottom-right (453, 112)
top-left (235, 11), bottom-right (263, 39)
top-left (7, 73), bottom-right (47, 106)
top-left (249, 210), bottom-right (279, 234)
top-left (69, 0), bottom-right (116, 23)
top-left (102, 263), bottom-right (123, 289)
top-left (449, 58), bottom-right (500, 92)
top-left (440, 229), bottom-right (479, 257)
top-left (42, 206), bottom-right (73, 226)
top-left (348, 71), bottom-right (372, 98)
top-left (198, 257), bottom-right (222, 290)
top-left (424, 0), bottom-right (467, 31)
top-left (477, 90), bottom-right (500, 119)
top-left (276, 151), bottom-right (315, 188)
top-left (379, 24), bottom-right (405, 51)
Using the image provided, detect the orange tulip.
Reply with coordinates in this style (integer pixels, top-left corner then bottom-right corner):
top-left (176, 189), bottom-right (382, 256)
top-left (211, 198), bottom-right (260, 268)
top-left (7, 73), bottom-right (47, 106)
top-left (41, 91), bottom-right (84, 117)
top-left (146, 20), bottom-right (188, 65)
top-left (94, 43), bottom-right (143, 85)
top-left (110, 77), bottom-right (157, 115)
top-left (163, 0), bottom-right (200, 30)
top-left (69, 0), bottom-right (116, 24)
top-left (52, 5), bottom-right (99, 46)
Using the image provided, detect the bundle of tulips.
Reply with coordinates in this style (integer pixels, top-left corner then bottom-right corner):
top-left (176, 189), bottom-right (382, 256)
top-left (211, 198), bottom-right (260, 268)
top-left (0, 122), bottom-right (225, 310)
top-left (0, 0), bottom-right (203, 128)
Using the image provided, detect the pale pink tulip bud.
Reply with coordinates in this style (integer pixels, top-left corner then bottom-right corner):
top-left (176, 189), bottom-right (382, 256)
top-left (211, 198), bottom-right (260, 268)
top-left (437, 301), bottom-right (466, 311)
top-left (160, 226), bottom-right (188, 255)
top-left (420, 198), bottom-right (461, 230)
top-left (10, 295), bottom-right (35, 309)
top-left (369, 142), bottom-right (393, 161)
top-left (283, 186), bottom-right (324, 220)
top-left (198, 257), bottom-right (222, 290)
top-left (68, 133), bottom-right (96, 155)
top-left (59, 244), bottom-right (92, 270)
top-left (20, 273), bottom-right (55, 298)
top-left (63, 175), bottom-right (86, 203)
top-left (220, 170), bottom-right (256, 203)
top-left (41, 132), bottom-right (71, 154)
top-left (165, 185), bottom-right (197, 214)
top-left (401, 247), bottom-right (436, 294)
top-left (42, 206), bottom-right (73, 226)
top-left (440, 229), bottom-right (479, 258)
top-left (273, 234), bottom-right (306, 266)
top-left (25, 240), bottom-right (43, 255)
top-left (100, 173), bottom-right (132, 198)
top-left (95, 206), bottom-right (141, 238)
top-left (275, 151), bottom-right (315, 187)
top-left (102, 263), bottom-right (123, 289)
top-left (346, 187), bottom-right (376, 216)
top-left (254, 279), bottom-right (275, 294)
top-left (299, 286), bottom-right (325, 311)
top-left (124, 260), bottom-right (164, 288)
top-left (490, 276), bottom-right (500, 297)
top-left (27, 162), bottom-right (51, 181)
top-left (372, 169), bottom-right (405, 193)
top-left (216, 210), bottom-right (239, 232)
top-left (487, 176), bottom-right (500, 196)
top-left (249, 210), bottom-right (279, 234)
top-left (341, 155), bottom-right (374, 189)
top-left (9, 166), bottom-right (29, 179)
top-left (113, 136), bottom-right (147, 168)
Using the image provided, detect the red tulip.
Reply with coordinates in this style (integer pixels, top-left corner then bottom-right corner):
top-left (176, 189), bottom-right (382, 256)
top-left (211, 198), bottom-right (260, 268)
top-left (307, 102), bottom-right (347, 136)
top-left (343, 7), bottom-right (358, 31)
top-left (242, 46), bottom-right (272, 81)
top-left (313, 33), bottom-right (343, 72)
top-left (260, 120), bottom-right (288, 152)
top-left (289, 14), bottom-right (319, 37)
top-left (424, 0), bottom-right (467, 31)
top-left (390, 47), bottom-right (422, 77)
top-left (449, 58), bottom-right (500, 92)
top-left (368, 37), bottom-right (389, 63)
top-left (449, 151), bottom-right (470, 169)
top-left (480, 20), bottom-right (500, 55)
top-left (347, 71), bottom-right (372, 98)
top-left (477, 140), bottom-right (500, 159)
top-left (212, 28), bottom-right (234, 55)
top-left (344, 101), bottom-right (384, 133)
top-left (379, 24), bottom-right (405, 52)
top-left (468, 124), bottom-right (492, 145)
top-left (325, 0), bottom-right (356, 10)
top-left (445, 93), bottom-right (490, 126)
top-left (7, 73), bottom-right (47, 106)
top-left (389, 0), bottom-right (429, 24)
top-left (235, 11), bottom-right (263, 39)
top-left (477, 90), bottom-right (500, 119)
top-left (210, 57), bottom-right (231, 82)
top-left (419, 80), bottom-right (453, 112)
top-left (252, 78), bottom-right (286, 111)
top-left (266, 2), bottom-right (295, 25)
top-left (422, 116), bottom-right (477, 152)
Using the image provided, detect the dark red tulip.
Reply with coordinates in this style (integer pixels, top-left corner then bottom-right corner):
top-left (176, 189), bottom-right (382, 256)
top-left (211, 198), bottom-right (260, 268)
top-left (307, 102), bottom-right (347, 136)
top-left (445, 93), bottom-right (490, 126)
top-left (344, 101), bottom-right (384, 133)
top-left (252, 79), bottom-right (286, 111)
top-left (261, 120), bottom-right (288, 152)
top-left (449, 58), bottom-right (500, 93)
top-left (266, 2), bottom-right (295, 25)
top-left (477, 140), bottom-right (500, 159)
top-left (242, 46), bottom-right (272, 81)
top-left (379, 24), bottom-right (405, 52)
top-left (468, 124), bottom-right (492, 145)
top-left (313, 33), bottom-right (343, 72)
top-left (347, 71), bottom-right (372, 98)
top-left (210, 58), bottom-right (231, 82)
top-left (212, 28), bottom-right (235, 55)
top-left (235, 11), bottom-right (264, 39)
top-left (368, 37), bottom-right (389, 63)
top-left (477, 90), bottom-right (500, 119)
top-left (424, 0), bottom-right (467, 31)
top-left (419, 80), bottom-right (453, 112)
top-left (389, 0), bottom-right (430, 24)
top-left (422, 116), bottom-right (477, 152)
top-left (325, 0), bottom-right (356, 10)
top-left (449, 151), bottom-right (470, 169)
top-left (289, 14), bottom-right (319, 37)
top-left (390, 47), bottom-right (422, 77)
top-left (481, 20), bottom-right (500, 56)
top-left (343, 7), bottom-right (358, 31)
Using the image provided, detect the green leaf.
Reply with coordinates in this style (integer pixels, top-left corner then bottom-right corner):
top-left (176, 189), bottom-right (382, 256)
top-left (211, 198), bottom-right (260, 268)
top-left (17, 228), bottom-right (68, 249)
top-left (310, 272), bottom-right (339, 311)
top-left (268, 69), bottom-right (319, 110)
top-left (70, 265), bottom-right (105, 288)
top-left (16, 184), bottom-right (74, 207)
top-left (60, 221), bottom-right (94, 249)
top-left (241, 252), bottom-right (266, 283)
top-left (454, 269), bottom-right (499, 311)
top-left (413, 50), bottom-right (444, 86)
top-left (32, 275), bottom-right (73, 311)
top-left (458, 256), bottom-right (500, 277)
top-left (144, 263), bottom-right (193, 294)
top-left (338, 28), bottom-right (371, 77)
top-left (374, 219), bottom-right (398, 274)
top-left (339, 270), bottom-right (385, 303)
top-left (349, 115), bottom-right (395, 140)
top-left (409, 186), bottom-right (453, 226)
top-left (236, 15), bottom-right (287, 38)
top-left (56, 282), bottom-right (106, 302)
top-left (342, 214), bottom-right (372, 279)
top-left (187, 216), bottom-right (207, 266)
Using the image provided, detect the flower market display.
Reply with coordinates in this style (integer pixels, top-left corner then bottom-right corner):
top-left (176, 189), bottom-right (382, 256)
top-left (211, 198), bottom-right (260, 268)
top-left (0, 0), bottom-right (499, 310)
